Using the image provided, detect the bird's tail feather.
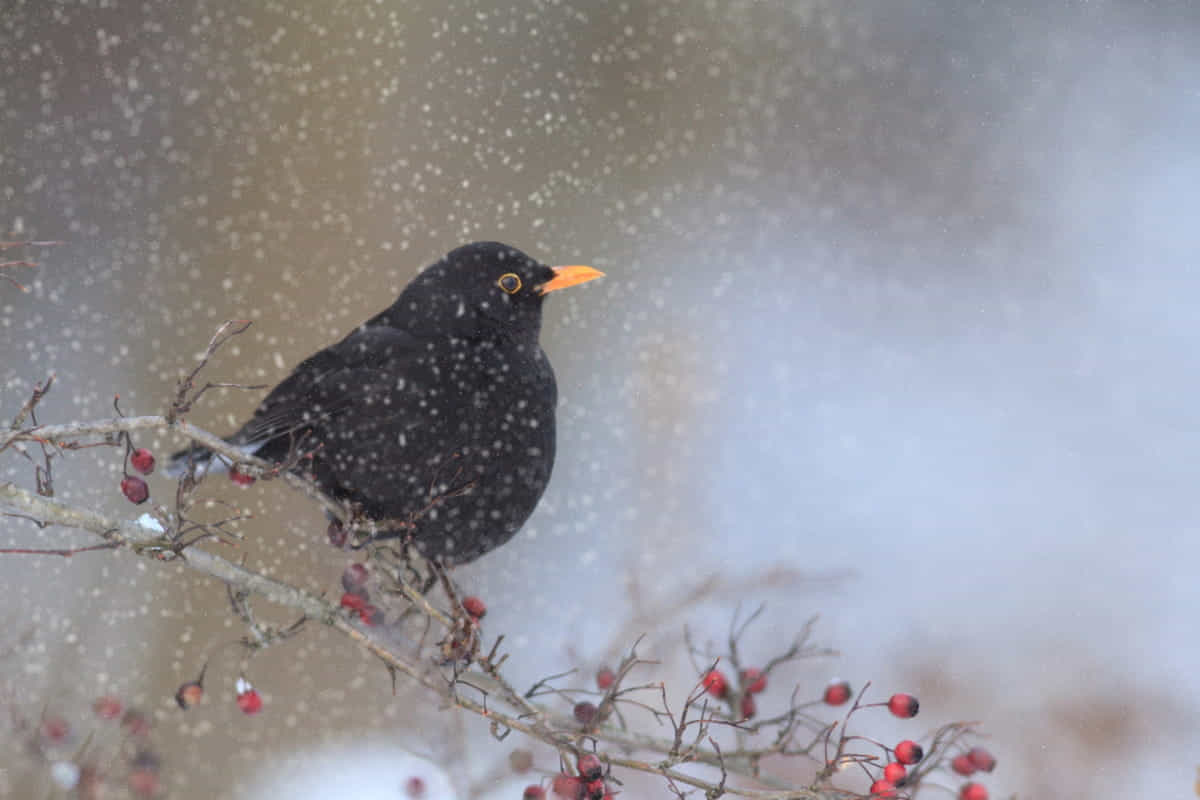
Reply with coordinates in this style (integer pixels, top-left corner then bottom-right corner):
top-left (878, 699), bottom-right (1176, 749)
top-left (164, 441), bottom-right (263, 479)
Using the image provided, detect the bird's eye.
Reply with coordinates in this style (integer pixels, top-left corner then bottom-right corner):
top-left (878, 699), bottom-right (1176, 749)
top-left (497, 273), bottom-right (522, 294)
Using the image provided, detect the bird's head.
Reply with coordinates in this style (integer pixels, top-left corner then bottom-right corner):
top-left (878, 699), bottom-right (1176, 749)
top-left (393, 241), bottom-right (604, 340)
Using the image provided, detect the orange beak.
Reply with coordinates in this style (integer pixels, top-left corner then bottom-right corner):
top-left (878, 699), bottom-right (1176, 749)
top-left (537, 265), bottom-right (605, 295)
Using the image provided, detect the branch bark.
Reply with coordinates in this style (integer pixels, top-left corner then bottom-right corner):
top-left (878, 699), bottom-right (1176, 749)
top-left (0, 414), bottom-right (863, 799)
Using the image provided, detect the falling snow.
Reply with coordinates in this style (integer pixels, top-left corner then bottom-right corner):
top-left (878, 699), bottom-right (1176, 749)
top-left (2, 2), bottom-right (1199, 799)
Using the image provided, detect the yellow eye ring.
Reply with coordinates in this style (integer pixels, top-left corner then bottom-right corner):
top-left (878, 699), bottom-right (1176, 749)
top-left (497, 273), bottom-right (522, 294)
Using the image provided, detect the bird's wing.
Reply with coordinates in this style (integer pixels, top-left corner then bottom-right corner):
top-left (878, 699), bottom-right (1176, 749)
top-left (228, 325), bottom-right (426, 454)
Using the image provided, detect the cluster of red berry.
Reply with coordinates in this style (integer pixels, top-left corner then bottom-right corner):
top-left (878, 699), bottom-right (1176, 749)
top-left (949, 746), bottom-right (996, 800)
top-left (118, 446), bottom-right (257, 506)
top-left (119, 448), bottom-right (156, 504)
top-left (28, 694), bottom-right (161, 797)
top-left (523, 752), bottom-right (610, 800)
top-left (819, 680), bottom-right (996, 799)
top-left (700, 664), bottom-right (769, 718)
top-left (516, 665), bottom-right (628, 799)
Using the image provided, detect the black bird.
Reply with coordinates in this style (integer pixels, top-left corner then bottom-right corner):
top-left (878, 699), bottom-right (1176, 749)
top-left (167, 242), bottom-right (604, 565)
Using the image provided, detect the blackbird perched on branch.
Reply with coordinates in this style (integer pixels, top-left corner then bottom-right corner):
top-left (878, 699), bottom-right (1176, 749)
top-left (167, 241), bottom-right (604, 564)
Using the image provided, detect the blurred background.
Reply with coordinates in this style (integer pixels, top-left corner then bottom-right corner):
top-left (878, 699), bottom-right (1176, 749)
top-left (2, 1), bottom-right (1198, 797)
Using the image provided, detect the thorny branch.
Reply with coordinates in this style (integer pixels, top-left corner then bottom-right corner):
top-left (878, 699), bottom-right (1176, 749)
top-left (0, 322), bottom-right (991, 799)
top-left (0, 444), bottom-right (978, 799)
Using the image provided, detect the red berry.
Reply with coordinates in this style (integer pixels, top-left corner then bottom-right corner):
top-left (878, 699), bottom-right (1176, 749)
top-left (462, 595), bottom-right (487, 619)
top-left (229, 466), bottom-right (256, 486)
top-left (959, 782), bottom-right (989, 800)
top-left (951, 754), bottom-right (977, 776)
top-left (121, 476), bottom-right (149, 504)
top-left (577, 753), bottom-right (603, 781)
top-left (130, 448), bottom-right (156, 475)
top-left (595, 667), bottom-right (615, 690)
top-left (823, 679), bottom-right (852, 706)
top-left (93, 695), bottom-right (123, 720)
top-left (41, 716), bottom-right (69, 743)
top-left (887, 692), bottom-right (919, 718)
top-left (894, 739), bottom-right (924, 765)
top-left (702, 669), bottom-right (729, 698)
top-left (584, 778), bottom-right (606, 800)
top-left (883, 762), bottom-right (907, 784)
top-left (740, 667), bottom-right (767, 694)
top-left (340, 592), bottom-right (368, 611)
top-left (551, 774), bottom-right (583, 799)
top-left (573, 701), bottom-right (597, 725)
top-left (740, 693), bottom-right (757, 719)
top-left (175, 680), bottom-right (205, 710)
top-left (524, 787), bottom-right (547, 800)
top-left (341, 563), bottom-right (369, 591)
top-left (966, 746), bottom-right (996, 772)
top-left (236, 677), bottom-right (263, 714)
top-left (237, 689), bottom-right (263, 714)
top-left (869, 779), bottom-right (897, 797)
top-left (405, 776), bottom-right (426, 797)
top-left (358, 603), bottom-right (383, 626)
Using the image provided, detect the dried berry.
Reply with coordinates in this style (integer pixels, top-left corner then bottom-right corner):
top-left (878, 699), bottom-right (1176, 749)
top-left (175, 680), bottom-right (204, 710)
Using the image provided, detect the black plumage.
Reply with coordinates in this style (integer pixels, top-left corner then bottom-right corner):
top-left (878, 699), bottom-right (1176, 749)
top-left (168, 242), bottom-right (603, 564)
